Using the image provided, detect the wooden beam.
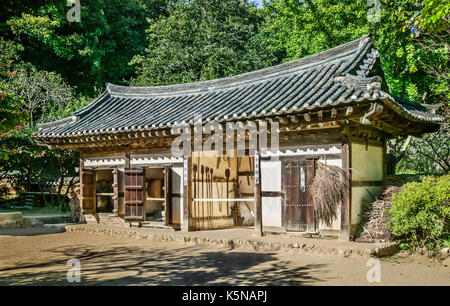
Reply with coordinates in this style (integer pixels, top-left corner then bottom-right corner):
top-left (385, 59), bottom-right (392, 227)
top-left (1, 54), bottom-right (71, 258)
top-left (340, 136), bottom-right (351, 241)
top-left (112, 168), bottom-right (119, 216)
top-left (124, 146), bottom-right (131, 169)
top-left (79, 157), bottom-right (85, 222)
top-left (164, 166), bottom-right (172, 226)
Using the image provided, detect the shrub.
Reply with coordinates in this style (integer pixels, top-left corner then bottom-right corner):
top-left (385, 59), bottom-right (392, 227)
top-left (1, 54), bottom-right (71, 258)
top-left (386, 175), bottom-right (450, 253)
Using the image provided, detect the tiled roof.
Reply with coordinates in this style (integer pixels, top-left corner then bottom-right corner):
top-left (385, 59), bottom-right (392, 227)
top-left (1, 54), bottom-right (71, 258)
top-left (35, 35), bottom-right (444, 140)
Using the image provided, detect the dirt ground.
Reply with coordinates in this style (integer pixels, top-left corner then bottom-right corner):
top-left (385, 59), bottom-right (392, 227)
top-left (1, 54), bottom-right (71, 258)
top-left (0, 228), bottom-right (449, 286)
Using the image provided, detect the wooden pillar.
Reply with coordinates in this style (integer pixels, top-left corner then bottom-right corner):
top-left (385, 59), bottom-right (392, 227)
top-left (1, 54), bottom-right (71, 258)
top-left (340, 137), bottom-right (351, 241)
top-left (79, 157), bottom-right (85, 223)
top-left (182, 156), bottom-right (192, 232)
top-left (253, 151), bottom-right (263, 236)
top-left (112, 169), bottom-right (119, 216)
top-left (164, 166), bottom-right (172, 226)
top-left (124, 146), bottom-right (131, 169)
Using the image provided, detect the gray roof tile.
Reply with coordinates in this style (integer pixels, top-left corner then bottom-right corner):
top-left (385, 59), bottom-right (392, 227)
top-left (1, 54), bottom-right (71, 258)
top-left (35, 35), bottom-right (444, 140)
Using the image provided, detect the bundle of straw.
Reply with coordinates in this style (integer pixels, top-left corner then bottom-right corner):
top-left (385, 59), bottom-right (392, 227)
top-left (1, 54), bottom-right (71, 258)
top-left (312, 162), bottom-right (350, 227)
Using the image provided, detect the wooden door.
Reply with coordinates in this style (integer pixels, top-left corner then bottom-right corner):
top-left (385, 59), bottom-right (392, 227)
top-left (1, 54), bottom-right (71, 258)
top-left (170, 167), bottom-right (183, 226)
top-left (81, 170), bottom-right (95, 214)
top-left (281, 159), bottom-right (316, 232)
top-left (124, 169), bottom-right (144, 220)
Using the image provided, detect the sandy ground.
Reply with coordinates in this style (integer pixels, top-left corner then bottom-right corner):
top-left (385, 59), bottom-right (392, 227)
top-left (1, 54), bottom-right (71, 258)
top-left (0, 228), bottom-right (449, 286)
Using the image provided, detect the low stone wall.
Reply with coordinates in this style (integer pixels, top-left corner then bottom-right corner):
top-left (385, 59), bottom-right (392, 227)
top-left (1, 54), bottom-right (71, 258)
top-left (65, 224), bottom-right (399, 258)
top-left (0, 212), bottom-right (24, 229)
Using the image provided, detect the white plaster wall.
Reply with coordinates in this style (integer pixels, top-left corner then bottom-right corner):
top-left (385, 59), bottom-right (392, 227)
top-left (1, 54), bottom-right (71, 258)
top-left (132, 155), bottom-right (183, 167)
top-left (85, 157), bottom-right (125, 168)
top-left (261, 160), bottom-right (282, 228)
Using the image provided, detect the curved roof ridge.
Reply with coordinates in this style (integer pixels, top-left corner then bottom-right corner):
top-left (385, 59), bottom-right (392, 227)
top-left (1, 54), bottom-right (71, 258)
top-left (107, 35), bottom-right (372, 97)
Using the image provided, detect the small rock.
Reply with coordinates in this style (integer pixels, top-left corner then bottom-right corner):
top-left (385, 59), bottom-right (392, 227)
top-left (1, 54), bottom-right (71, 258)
top-left (439, 248), bottom-right (449, 260)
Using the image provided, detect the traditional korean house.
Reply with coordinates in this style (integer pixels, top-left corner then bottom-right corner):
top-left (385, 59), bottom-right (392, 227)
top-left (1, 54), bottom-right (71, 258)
top-left (34, 35), bottom-right (443, 240)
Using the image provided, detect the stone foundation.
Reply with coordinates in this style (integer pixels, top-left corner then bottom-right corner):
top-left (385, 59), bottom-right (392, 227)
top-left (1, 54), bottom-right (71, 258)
top-left (65, 224), bottom-right (399, 258)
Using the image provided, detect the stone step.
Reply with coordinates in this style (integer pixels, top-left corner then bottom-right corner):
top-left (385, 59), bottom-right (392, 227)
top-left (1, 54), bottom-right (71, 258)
top-left (141, 221), bottom-right (175, 231)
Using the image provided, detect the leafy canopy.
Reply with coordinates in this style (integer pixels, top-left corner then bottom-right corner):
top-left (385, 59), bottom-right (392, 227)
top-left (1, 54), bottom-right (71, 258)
top-left (131, 0), bottom-right (276, 86)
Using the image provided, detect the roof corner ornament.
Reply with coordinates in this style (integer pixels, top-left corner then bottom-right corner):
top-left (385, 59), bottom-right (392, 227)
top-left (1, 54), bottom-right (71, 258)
top-left (360, 103), bottom-right (383, 125)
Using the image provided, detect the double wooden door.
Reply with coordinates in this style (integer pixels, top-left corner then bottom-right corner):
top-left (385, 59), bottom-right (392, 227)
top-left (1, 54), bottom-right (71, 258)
top-left (281, 159), bottom-right (316, 232)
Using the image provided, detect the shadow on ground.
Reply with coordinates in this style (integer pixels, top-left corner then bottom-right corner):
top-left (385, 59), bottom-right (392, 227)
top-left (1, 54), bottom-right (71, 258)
top-left (0, 227), bottom-right (65, 236)
top-left (0, 243), bottom-right (327, 285)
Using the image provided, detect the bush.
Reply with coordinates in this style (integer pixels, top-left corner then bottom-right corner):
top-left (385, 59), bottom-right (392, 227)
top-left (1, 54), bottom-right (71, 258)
top-left (386, 175), bottom-right (450, 253)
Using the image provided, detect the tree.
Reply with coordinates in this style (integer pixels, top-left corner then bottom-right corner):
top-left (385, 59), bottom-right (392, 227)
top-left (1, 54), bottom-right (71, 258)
top-left (260, 0), bottom-right (369, 62)
top-left (7, 64), bottom-right (76, 126)
top-left (131, 0), bottom-right (276, 86)
top-left (381, 0), bottom-right (449, 174)
top-left (259, 0), bottom-right (448, 174)
top-left (4, 0), bottom-right (169, 95)
top-left (0, 88), bottom-right (26, 135)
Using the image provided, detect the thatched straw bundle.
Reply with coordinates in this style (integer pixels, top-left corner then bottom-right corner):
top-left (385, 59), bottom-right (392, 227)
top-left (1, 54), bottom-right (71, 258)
top-left (312, 162), bottom-right (350, 227)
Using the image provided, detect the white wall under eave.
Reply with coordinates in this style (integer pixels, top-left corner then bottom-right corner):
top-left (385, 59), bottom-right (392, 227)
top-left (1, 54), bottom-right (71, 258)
top-left (83, 155), bottom-right (183, 169)
top-left (261, 160), bottom-right (282, 228)
top-left (84, 157), bottom-right (125, 168)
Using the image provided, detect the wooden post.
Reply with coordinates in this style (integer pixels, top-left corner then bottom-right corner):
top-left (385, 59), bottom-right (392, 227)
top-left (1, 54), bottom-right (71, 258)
top-left (124, 146), bottom-right (131, 169)
top-left (79, 157), bottom-right (85, 223)
top-left (182, 156), bottom-right (192, 232)
top-left (112, 168), bottom-right (119, 216)
top-left (253, 151), bottom-right (263, 236)
top-left (164, 166), bottom-right (172, 226)
top-left (340, 137), bottom-right (351, 241)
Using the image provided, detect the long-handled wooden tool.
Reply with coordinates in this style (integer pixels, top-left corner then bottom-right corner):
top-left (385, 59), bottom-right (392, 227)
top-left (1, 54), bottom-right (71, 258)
top-left (205, 167), bottom-right (210, 229)
top-left (210, 168), bottom-right (213, 228)
top-left (200, 165), bottom-right (204, 229)
top-left (225, 168), bottom-right (230, 216)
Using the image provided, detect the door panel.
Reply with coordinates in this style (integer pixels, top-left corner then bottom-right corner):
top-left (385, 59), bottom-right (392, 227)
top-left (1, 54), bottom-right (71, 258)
top-left (261, 160), bottom-right (282, 228)
top-left (170, 167), bottom-right (183, 224)
top-left (124, 169), bottom-right (144, 220)
top-left (81, 170), bottom-right (95, 214)
top-left (282, 159), bottom-right (316, 232)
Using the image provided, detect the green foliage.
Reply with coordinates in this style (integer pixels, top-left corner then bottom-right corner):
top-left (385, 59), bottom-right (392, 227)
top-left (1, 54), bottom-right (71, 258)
top-left (131, 0), bottom-right (276, 86)
top-left (3, 0), bottom-right (169, 95)
top-left (0, 88), bottom-right (27, 136)
top-left (387, 175), bottom-right (450, 252)
top-left (261, 0), bottom-right (369, 62)
top-left (396, 129), bottom-right (450, 174)
top-left (0, 38), bottom-right (23, 79)
top-left (0, 126), bottom-right (79, 202)
top-left (389, 0), bottom-right (449, 34)
top-left (382, 0), bottom-right (449, 104)
top-left (6, 64), bottom-right (77, 126)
